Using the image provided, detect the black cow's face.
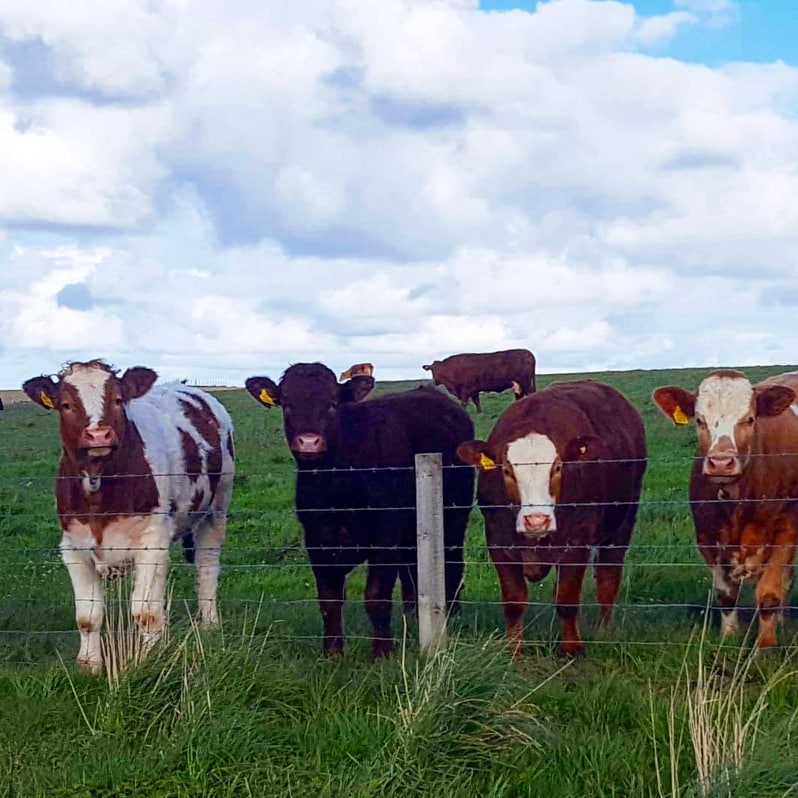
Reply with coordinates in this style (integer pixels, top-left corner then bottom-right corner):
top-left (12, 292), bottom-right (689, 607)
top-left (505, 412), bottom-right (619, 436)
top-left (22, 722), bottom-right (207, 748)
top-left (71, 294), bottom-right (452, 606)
top-left (246, 363), bottom-right (374, 463)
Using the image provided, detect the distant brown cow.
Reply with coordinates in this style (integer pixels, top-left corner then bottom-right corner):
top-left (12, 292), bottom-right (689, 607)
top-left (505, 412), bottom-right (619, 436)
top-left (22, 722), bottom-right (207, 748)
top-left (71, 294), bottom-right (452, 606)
top-left (422, 349), bottom-right (536, 412)
top-left (654, 369), bottom-right (798, 648)
top-left (457, 381), bottom-right (646, 656)
top-left (339, 362), bottom-right (374, 381)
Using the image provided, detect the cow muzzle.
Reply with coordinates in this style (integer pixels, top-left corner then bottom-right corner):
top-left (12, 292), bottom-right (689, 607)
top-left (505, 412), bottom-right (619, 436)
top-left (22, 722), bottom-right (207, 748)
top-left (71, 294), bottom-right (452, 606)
top-left (80, 426), bottom-right (118, 458)
top-left (516, 510), bottom-right (554, 540)
top-left (291, 433), bottom-right (327, 456)
top-left (703, 452), bottom-right (742, 481)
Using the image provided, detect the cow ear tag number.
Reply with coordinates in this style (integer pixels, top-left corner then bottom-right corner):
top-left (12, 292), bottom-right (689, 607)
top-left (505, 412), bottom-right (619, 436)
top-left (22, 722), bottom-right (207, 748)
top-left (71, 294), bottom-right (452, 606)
top-left (479, 453), bottom-right (497, 470)
top-left (40, 391), bottom-right (55, 409)
top-left (258, 388), bottom-right (275, 406)
top-left (672, 405), bottom-right (689, 426)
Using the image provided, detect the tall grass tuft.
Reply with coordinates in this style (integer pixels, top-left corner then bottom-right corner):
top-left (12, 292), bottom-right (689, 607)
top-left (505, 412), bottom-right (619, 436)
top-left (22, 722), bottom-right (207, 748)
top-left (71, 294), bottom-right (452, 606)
top-left (652, 611), bottom-right (797, 797)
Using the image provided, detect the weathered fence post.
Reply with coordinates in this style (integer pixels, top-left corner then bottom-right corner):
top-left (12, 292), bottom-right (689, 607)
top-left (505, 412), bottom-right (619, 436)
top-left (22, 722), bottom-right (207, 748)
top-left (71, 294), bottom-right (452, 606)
top-left (415, 452), bottom-right (447, 654)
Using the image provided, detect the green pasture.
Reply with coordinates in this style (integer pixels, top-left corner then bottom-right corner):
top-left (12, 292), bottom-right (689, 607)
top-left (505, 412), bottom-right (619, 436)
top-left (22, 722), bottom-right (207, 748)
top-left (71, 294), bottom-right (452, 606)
top-left (2, 366), bottom-right (798, 796)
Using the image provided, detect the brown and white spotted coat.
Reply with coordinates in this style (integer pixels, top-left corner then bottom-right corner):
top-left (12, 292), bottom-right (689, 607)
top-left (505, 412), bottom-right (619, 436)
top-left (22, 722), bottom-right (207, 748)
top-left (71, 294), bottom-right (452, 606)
top-left (654, 370), bottom-right (798, 648)
top-left (23, 360), bottom-right (235, 673)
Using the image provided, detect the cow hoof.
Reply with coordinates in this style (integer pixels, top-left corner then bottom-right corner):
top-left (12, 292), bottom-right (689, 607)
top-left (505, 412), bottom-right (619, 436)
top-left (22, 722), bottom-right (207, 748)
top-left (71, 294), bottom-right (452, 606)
top-left (323, 647), bottom-right (344, 660)
top-left (372, 642), bottom-right (395, 660)
top-left (78, 657), bottom-right (103, 676)
top-left (558, 641), bottom-right (586, 658)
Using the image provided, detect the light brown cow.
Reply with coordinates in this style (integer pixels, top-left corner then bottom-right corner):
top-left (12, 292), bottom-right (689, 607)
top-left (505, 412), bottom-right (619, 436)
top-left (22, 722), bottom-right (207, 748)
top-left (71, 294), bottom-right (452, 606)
top-left (654, 369), bottom-right (798, 648)
top-left (339, 362), bottom-right (374, 382)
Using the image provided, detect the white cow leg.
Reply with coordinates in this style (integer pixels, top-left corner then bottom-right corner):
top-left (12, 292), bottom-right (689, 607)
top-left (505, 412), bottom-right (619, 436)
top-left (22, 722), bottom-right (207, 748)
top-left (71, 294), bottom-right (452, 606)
top-left (131, 534), bottom-right (171, 650)
top-left (60, 536), bottom-right (104, 674)
top-left (194, 511), bottom-right (227, 627)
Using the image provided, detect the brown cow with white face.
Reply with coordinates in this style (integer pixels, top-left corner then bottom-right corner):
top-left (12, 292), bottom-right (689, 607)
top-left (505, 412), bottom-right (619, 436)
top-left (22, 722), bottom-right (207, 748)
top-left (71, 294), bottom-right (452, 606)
top-left (457, 381), bottom-right (647, 656)
top-left (654, 369), bottom-right (798, 648)
top-left (23, 360), bottom-right (235, 673)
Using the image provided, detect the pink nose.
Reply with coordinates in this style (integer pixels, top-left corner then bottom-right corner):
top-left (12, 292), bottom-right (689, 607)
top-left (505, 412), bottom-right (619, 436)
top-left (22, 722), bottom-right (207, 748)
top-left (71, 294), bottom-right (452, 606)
top-left (522, 513), bottom-right (551, 534)
top-left (81, 426), bottom-right (117, 448)
top-left (705, 455), bottom-right (739, 476)
top-left (292, 433), bottom-right (326, 454)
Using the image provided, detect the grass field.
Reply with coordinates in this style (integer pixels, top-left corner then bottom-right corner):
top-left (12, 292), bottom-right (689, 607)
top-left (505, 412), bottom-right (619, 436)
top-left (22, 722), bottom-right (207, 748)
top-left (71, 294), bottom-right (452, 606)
top-left (2, 366), bottom-right (798, 796)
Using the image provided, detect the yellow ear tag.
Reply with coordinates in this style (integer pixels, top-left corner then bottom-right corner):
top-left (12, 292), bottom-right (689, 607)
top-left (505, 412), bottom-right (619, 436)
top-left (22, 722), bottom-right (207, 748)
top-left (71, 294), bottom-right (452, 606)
top-left (479, 453), bottom-right (497, 470)
top-left (40, 391), bottom-right (55, 409)
top-left (258, 388), bottom-right (275, 406)
top-left (673, 405), bottom-right (689, 426)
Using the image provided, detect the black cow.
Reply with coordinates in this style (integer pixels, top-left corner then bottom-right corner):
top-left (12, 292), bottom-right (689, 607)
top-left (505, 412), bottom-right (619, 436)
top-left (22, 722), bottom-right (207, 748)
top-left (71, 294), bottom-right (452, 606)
top-left (246, 363), bottom-right (475, 658)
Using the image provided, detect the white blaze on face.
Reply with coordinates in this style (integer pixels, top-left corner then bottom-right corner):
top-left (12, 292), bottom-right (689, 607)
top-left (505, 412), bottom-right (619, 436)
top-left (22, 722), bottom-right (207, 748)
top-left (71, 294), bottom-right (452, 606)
top-left (63, 365), bottom-right (112, 427)
top-left (506, 433), bottom-right (558, 533)
top-left (695, 375), bottom-right (753, 451)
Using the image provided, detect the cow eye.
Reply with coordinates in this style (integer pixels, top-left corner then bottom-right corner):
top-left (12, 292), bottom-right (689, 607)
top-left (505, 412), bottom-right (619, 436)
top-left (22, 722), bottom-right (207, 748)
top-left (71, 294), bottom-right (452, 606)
top-left (60, 401), bottom-right (71, 411)
top-left (114, 397), bottom-right (124, 407)
top-left (746, 416), bottom-right (754, 426)
top-left (553, 463), bottom-right (562, 475)
top-left (696, 416), bottom-right (706, 427)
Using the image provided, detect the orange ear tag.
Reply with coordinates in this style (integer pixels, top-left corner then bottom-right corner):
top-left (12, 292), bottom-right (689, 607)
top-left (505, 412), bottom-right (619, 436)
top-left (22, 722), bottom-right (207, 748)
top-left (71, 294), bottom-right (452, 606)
top-left (258, 388), bottom-right (275, 406)
top-left (40, 391), bottom-right (55, 409)
top-left (479, 453), bottom-right (497, 470)
top-left (673, 405), bottom-right (689, 426)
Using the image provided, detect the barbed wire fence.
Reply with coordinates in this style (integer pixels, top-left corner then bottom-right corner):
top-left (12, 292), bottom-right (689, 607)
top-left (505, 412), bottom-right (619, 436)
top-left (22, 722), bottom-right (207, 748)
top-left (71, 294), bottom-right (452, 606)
top-left (2, 449), bottom-right (798, 668)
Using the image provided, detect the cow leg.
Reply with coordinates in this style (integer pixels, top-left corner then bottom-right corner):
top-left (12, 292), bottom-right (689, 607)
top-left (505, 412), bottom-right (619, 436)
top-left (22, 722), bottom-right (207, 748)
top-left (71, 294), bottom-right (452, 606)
top-left (494, 559), bottom-right (528, 657)
top-left (312, 565), bottom-right (347, 657)
top-left (193, 510), bottom-right (227, 627)
top-left (399, 564), bottom-right (417, 616)
top-left (130, 528), bottom-right (171, 648)
top-left (61, 536), bottom-right (104, 674)
top-left (554, 549), bottom-right (590, 657)
top-left (364, 562), bottom-right (399, 659)
top-left (594, 505), bottom-right (637, 626)
top-left (754, 528), bottom-right (796, 649)
top-left (471, 393), bottom-right (483, 413)
top-left (711, 563), bottom-right (741, 637)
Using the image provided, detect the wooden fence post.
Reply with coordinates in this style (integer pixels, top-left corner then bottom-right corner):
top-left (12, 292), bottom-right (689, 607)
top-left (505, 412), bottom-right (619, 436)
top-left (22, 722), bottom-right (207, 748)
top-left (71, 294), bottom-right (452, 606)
top-left (415, 452), bottom-right (447, 654)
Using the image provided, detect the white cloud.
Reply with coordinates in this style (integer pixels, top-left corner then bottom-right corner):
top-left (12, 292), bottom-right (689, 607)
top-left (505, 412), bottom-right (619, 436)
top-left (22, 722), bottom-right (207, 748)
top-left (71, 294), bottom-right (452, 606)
top-left (0, 0), bottom-right (797, 387)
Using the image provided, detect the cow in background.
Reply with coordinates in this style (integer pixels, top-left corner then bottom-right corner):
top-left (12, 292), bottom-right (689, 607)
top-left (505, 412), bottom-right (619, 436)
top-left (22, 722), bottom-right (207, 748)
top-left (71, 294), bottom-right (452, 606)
top-left (246, 362), bottom-right (475, 659)
top-left (457, 381), bottom-right (646, 656)
top-left (23, 360), bottom-right (235, 673)
top-left (339, 362), bottom-right (374, 381)
top-left (422, 349), bottom-right (536, 413)
top-left (654, 369), bottom-right (798, 648)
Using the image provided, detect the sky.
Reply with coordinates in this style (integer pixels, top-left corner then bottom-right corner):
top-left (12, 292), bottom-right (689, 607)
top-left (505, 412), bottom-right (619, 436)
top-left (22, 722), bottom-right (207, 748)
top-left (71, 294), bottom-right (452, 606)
top-left (0, 0), bottom-right (796, 387)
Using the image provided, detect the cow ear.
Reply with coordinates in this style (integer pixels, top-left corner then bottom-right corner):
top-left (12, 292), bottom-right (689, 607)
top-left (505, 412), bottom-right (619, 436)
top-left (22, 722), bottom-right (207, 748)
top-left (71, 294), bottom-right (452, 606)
top-left (121, 367), bottom-right (157, 401)
top-left (22, 376), bottom-right (58, 410)
top-left (245, 376), bottom-right (280, 408)
top-left (755, 385), bottom-right (795, 417)
top-left (422, 364), bottom-right (432, 371)
top-left (456, 440), bottom-right (498, 471)
top-left (340, 375), bottom-right (374, 403)
top-left (652, 386), bottom-right (696, 426)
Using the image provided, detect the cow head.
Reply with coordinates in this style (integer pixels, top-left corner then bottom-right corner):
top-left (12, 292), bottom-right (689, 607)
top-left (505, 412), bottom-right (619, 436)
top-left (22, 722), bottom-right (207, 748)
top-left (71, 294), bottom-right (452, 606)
top-left (22, 360), bottom-right (157, 474)
top-left (339, 362), bottom-right (374, 381)
top-left (246, 363), bottom-right (374, 463)
top-left (653, 371), bottom-right (795, 482)
top-left (422, 361), bottom-right (441, 385)
top-left (457, 432), bottom-right (603, 539)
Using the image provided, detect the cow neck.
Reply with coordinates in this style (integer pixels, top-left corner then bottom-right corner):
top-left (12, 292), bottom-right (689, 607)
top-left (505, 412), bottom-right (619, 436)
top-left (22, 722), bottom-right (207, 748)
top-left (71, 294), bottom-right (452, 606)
top-left (57, 419), bottom-right (159, 547)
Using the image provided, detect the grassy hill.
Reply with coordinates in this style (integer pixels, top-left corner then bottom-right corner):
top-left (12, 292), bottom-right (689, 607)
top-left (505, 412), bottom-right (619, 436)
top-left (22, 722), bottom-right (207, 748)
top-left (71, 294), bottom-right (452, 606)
top-left (1, 365), bottom-right (798, 796)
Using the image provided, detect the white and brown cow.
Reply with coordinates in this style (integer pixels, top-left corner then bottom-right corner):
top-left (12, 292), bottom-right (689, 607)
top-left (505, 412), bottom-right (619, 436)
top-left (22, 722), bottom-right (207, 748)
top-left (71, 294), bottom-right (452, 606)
top-left (23, 360), bottom-right (235, 673)
top-left (654, 369), bottom-right (798, 648)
